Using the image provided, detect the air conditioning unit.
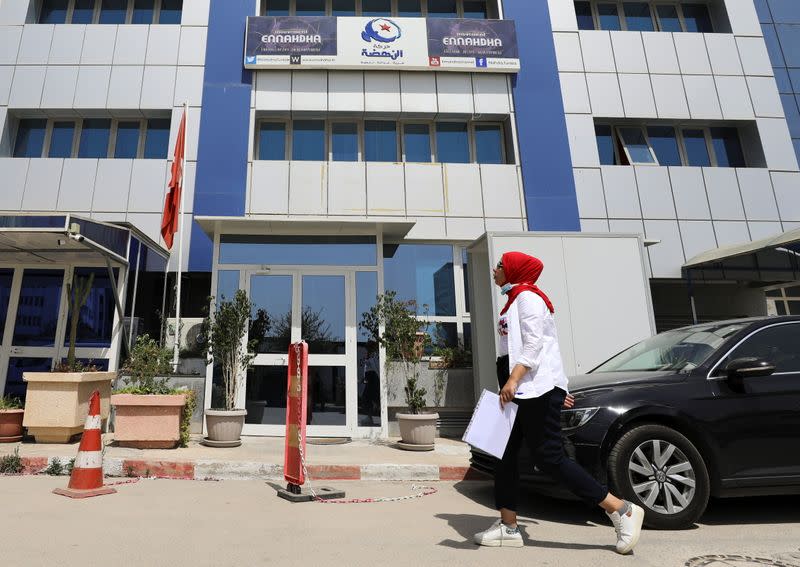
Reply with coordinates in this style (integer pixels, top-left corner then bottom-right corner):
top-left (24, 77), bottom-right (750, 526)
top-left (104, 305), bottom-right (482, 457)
top-left (165, 317), bottom-right (206, 355)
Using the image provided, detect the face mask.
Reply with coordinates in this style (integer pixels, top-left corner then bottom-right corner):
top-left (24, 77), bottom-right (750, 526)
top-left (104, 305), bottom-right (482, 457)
top-left (500, 283), bottom-right (513, 295)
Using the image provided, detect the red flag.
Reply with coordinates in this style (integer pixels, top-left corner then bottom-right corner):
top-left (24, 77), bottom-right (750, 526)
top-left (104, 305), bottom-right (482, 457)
top-left (160, 110), bottom-right (186, 250)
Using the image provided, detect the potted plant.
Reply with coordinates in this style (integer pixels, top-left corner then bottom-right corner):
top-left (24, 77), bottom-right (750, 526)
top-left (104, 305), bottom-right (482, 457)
top-left (111, 334), bottom-right (190, 449)
top-left (360, 291), bottom-right (439, 451)
top-left (0, 395), bottom-right (24, 443)
top-left (201, 290), bottom-right (256, 447)
top-left (23, 272), bottom-right (115, 443)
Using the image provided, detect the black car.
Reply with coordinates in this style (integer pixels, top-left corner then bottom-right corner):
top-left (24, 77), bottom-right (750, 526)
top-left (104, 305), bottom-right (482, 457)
top-left (470, 316), bottom-right (800, 529)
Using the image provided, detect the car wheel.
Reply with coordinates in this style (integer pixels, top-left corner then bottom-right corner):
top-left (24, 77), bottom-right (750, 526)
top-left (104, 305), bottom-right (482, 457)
top-left (608, 424), bottom-right (710, 530)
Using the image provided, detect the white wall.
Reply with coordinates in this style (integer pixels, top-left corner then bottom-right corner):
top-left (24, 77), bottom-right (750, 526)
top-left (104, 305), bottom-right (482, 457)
top-left (550, 0), bottom-right (800, 278)
top-left (0, 0), bottom-right (209, 269)
top-left (468, 232), bottom-right (655, 397)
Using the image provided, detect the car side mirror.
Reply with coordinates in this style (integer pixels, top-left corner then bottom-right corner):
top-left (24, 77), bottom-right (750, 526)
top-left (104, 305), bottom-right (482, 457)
top-left (725, 357), bottom-right (776, 381)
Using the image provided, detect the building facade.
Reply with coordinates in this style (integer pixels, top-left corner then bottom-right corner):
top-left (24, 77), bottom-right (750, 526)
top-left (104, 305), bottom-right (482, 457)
top-left (0, 0), bottom-right (798, 438)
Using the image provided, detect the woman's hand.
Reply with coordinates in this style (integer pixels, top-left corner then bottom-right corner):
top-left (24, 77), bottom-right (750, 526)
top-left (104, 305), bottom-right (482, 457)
top-left (563, 394), bottom-right (575, 409)
top-left (499, 378), bottom-right (518, 408)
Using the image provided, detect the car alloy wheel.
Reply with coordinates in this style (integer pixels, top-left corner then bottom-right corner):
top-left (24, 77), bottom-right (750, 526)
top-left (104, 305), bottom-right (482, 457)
top-left (628, 439), bottom-right (696, 515)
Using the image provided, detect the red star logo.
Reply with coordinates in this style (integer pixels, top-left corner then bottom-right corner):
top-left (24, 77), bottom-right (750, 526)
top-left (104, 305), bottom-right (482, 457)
top-left (380, 23), bottom-right (392, 32)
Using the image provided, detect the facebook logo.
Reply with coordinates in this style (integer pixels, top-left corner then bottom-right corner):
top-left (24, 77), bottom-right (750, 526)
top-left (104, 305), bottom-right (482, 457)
top-left (476, 57), bottom-right (488, 68)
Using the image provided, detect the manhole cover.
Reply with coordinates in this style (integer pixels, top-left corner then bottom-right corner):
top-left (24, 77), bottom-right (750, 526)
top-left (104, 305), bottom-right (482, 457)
top-left (686, 555), bottom-right (798, 567)
top-left (306, 437), bottom-right (351, 445)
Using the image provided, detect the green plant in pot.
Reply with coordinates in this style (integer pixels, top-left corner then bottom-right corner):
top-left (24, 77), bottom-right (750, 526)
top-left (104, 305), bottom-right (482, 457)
top-left (111, 334), bottom-right (192, 449)
top-left (22, 271), bottom-right (116, 443)
top-left (360, 291), bottom-right (438, 451)
top-left (0, 395), bottom-right (24, 443)
top-left (201, 290), bottom-right (256, 447)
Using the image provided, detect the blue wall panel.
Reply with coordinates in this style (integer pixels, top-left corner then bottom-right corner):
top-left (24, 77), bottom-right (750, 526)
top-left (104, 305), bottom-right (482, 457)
top-left (189, 0), bottom-right (254, 271)
top-left (503, 0), bottom-right (580, 231)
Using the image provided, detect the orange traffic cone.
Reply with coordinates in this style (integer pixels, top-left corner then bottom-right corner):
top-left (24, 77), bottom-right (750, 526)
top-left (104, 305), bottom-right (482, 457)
top-left (53, 390), bottom-right (116, 499)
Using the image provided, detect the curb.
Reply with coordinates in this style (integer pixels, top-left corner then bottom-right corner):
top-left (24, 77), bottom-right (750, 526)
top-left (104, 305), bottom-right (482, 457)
top-left (16, 456), bottom-right (490, 482)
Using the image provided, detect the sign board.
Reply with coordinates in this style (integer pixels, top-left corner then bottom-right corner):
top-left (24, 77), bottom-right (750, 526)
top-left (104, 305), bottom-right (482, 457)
top-left (244, 16), bottom-right (520, 72)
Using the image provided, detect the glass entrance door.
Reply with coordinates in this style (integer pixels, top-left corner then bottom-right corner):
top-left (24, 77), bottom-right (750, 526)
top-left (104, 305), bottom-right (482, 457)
top-left (242, 270), bottom-right (356, 436)
top-left (1, 268), bottom-right (65, 400)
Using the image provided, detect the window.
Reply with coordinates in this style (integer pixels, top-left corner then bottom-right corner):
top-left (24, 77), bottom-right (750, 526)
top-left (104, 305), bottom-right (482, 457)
top-left (618, 127), bottom-right (656, 164)
top-left (718, 324), bottom-right (800, 374)
top-left (710, 127), bottom-right (745, 168)
top-left (597, 3), bottom-right (622, 30)
top-left (78, 119), bottom-right (111, 158)
top-left (436, 123), bottom-right (470, 163)
top-left (17, 119), bottom-right (50, 159)
top-left (114, 121), bottom-right (142, 159)
top-left (575, 1), bottom-right (714, 32)
top-left (331, 0), bottom-right (356, 16)
top-left (595, 124), bottom-right (617, 166)
top-left (398, 0), bottom-right (422, 16)
top-left (48, 121), bottom-right (77, 159)
top-left (39, 0), bottom-right (69, 23)
top-left (100, 0), bottom-right (128, 23)
top-left (364, 121), bottom-right (397, 162)
top-left (655, 4), bottom-right (682, 32)
top-left (427, 0), bottom-right (458, 18)
top-left (258, 122), bottom-right (287, 161)
top-left (132, 0), bottom-right (155, 23)
top-left (575, 0), bottom-right (594, 29)
top-left (474, 124), bottom-right (504, 164)
top-left (383, 244), bottom-right (456, 316)
top-left (39, 0), bottom-right (183, 24)
top-left (682, 128), bottom-right (711, 166)
top-left (255, 119), bottom-right (508, 164)
top-left (143, 119), bottom-right (170, 159)
top-left (647, 126), bottom-right (681, 166)
top-left (11, 117), bottom-right (170, 159)
top-left (292, 120), bottom-right (326, 161)
top-left (463, 0), bottom-right (487, 19)
top-left (331, 122), bottom-right (359, 161)
top-left (596, 122), bottom-right (751, 167)
top-left (260, 0), bottom-right (488, 17)
top-left (264, 0), bottom-right (290, 15)
top-left (295, 0), bottom-right (326, 15)
top-left (623, 2), bottom-right (655, 31)
top-left (72, 0), bottom-right (96, 23)
top-left (403, 124), bottom-right (432, 163)
top-left (362, 0), bottom-right (391, 16)
top-left (682, 3), bottom-right (713, 32)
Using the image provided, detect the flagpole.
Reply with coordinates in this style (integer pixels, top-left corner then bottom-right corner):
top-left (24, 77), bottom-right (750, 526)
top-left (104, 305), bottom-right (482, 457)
top-left (172, 102), bottom-right (188, 372)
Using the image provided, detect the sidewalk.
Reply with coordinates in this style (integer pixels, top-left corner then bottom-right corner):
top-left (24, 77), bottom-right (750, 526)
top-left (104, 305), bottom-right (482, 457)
top-left (7, 435), bottom-right (489, 482)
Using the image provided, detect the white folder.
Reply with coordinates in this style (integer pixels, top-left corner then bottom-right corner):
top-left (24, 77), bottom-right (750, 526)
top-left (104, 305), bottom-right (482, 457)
top-left (462, 389), bottom-right (518, 459)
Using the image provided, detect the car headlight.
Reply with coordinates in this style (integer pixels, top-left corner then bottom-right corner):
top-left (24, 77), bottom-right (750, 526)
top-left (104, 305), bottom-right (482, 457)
top-left (561, 407), bottom-right (600, 431)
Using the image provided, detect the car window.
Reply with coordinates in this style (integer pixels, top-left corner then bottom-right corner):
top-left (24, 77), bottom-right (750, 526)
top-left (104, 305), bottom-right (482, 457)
top-left (593, 323), bottom-right (747, 373)
top-left (715, 323), bottom-right (800, 375)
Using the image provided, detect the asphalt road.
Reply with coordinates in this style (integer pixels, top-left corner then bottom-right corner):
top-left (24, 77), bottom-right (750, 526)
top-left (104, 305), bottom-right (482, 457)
top-left (1, 477), bottom-right (799, 567)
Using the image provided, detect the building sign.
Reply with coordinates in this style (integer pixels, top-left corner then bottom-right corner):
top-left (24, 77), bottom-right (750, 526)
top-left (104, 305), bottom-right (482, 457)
top-left (244, 16), bottom-right (519, 72)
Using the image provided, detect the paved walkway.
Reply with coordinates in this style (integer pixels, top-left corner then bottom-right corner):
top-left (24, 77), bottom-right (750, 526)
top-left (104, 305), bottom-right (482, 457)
top-left (5, 435), bottom-right (484, 482)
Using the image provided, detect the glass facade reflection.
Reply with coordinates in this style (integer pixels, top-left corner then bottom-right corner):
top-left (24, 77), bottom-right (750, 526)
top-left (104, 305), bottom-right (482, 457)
top-left (13, 270), bottom-right (64, 347)
top-left (356, 271), bottom-right (380, 426)
top-left (249, 275), bottom-right (293, 354)
top-left (220, 235), bottom-right (377, 266)
top-left (302, 275), bottom-right (346, 354)
top-left (383, 244), bottom-right (456, 316)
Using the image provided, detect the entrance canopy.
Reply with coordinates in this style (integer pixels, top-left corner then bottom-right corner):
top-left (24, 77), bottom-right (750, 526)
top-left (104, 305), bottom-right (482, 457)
top-left (683, 228), bottom-right (800, 283)
top-left (0, 214), bottom-right (167, 266)
top-left (194, 216), bottom-right (416, 239)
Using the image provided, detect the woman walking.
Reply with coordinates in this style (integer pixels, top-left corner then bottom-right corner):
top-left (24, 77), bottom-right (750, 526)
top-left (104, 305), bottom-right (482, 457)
top-left (473, 251), bottom-right (644, 554)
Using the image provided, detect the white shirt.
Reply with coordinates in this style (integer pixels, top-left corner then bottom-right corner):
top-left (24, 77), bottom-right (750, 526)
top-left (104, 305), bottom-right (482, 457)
top-left (504, 290), bottom-right (569, 399)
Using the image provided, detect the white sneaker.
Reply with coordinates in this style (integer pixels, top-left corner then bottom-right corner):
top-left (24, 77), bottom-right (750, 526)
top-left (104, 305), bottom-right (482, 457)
top-left (606, 503), bottom-right (645, 555)
top-left (473, 519), bottom-right (524, 548)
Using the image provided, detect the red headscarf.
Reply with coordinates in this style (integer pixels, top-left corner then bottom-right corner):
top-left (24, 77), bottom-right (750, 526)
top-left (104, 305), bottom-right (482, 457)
top-left (499, 252), bottom-right (554, 315)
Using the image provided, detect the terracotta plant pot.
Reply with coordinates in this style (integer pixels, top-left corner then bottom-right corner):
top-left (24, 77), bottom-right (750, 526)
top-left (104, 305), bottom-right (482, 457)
top-left (397, 412), bottom-right (439, 451)
top-left (23, 371), bottom-right (115, 443)
top-left (111, 394), bottom-right (187, 449)
top-left (204, 409), bottom-right (247, 447)
top-left (0, 409), bottom-right (24, 443)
